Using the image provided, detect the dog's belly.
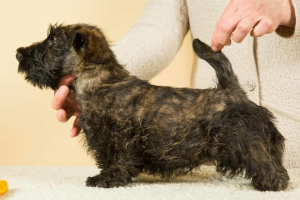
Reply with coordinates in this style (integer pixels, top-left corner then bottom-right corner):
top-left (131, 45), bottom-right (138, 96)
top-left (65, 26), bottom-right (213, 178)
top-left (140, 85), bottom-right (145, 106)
top-left (140, 122), bottom-right (212, 176)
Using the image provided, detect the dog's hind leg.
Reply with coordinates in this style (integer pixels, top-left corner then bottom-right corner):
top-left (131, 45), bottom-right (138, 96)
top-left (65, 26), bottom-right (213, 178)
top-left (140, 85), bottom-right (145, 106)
top-left (251, 119), bottom-right (290, 191)
top-left (210, 126), bottom-right (289, 191)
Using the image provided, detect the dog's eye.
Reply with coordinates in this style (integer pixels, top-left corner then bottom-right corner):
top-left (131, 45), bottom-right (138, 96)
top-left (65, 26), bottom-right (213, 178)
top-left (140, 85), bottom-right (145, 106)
top-left (48, 37), bottom-right (56, 47)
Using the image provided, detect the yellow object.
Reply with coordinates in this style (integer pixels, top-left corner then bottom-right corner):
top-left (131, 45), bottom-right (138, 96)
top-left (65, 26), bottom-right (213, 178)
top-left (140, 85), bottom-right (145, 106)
top-left (0, 180), bottom-right (8, 195)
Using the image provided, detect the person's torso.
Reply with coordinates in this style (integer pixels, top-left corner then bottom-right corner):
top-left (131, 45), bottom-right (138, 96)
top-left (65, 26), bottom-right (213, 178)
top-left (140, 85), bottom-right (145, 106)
top-left (186, 0), bottom-right (300, 168)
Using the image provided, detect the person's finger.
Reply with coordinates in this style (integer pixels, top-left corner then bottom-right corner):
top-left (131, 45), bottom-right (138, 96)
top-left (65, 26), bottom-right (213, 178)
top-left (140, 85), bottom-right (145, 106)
top-left (51, 86), bottom-right (69, 110)
top-left (70, 117), bottom-right (81, 137)
top-left (232, 15), bottom-right (260, 43)
top-left (67, 91), bottom-right (81, 116)
top-left (56, 109), bottom-right (70, 122)
top-left (70, 127), bottom-right (78, 138)
top-left (211, 4), bottom-right (241, 51)
top-left (211, 17), bottom-right (237, 52)
top-left (57, 74), bottom-right (76, 87)
top-left (251, 18), bottom-right (274, 37)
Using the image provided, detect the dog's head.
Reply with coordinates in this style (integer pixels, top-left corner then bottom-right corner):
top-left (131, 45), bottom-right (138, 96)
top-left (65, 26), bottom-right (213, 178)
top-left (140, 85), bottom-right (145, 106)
top-left (16, 24), bottom-right (112, 90)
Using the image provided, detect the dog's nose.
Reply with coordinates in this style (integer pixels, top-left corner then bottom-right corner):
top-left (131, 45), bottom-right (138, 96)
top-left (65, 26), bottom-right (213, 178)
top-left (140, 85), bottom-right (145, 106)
top-left (16, 52), bottom-right (23, 62)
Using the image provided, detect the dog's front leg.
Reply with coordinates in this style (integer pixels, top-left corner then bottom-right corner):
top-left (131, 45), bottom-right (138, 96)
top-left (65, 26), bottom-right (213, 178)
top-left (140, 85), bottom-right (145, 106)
top-left (86, 164), bottom-right (134, 188)
top-left (85, 131), bottom-right (142, 188)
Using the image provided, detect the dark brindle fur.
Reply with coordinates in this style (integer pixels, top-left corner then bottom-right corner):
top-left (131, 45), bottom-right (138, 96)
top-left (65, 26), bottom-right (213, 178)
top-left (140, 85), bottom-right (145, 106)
top-left (16, 24), bottom-right (289, 191)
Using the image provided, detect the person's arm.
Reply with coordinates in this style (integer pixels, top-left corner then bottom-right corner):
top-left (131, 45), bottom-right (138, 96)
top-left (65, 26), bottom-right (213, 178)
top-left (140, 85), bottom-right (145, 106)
top-left (51, 0), bottom-right (189, 137)
top-left (211, 0), bottom-right (297, 52)
top-left (112, 0), bottom-right (189, 80)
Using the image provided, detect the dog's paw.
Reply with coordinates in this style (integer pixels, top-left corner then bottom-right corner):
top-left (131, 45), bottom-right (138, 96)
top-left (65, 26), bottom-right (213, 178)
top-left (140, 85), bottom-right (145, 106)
top-left (86, 173), bottom-right (132, 188)
top-left (86, 175), bottom-right (108, 188)
top-left (251, 167), bottom-right (289, 191)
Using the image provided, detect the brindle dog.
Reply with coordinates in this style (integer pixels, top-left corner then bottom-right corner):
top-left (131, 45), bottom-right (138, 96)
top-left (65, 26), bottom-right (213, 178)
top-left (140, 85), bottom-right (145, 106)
top-left (16, 24), bottom-right (289, 191)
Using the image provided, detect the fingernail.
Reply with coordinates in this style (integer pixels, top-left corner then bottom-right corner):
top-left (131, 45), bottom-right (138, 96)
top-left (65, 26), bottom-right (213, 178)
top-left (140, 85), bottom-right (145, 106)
top-left (59, 86), bottom-right (68, 95)
top-left (211, 46), bottom-right (218, 52)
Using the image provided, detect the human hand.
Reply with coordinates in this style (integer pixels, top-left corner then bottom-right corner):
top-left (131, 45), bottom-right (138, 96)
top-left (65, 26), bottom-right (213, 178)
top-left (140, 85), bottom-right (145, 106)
top-left (51, 74), bottom-right (81, 137)
top-left (211, 0), bottom-right (296, 52)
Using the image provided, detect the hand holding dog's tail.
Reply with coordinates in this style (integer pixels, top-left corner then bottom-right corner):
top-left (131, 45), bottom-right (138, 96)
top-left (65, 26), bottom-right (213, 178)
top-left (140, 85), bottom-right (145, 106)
top-left (193, 39), bottom-right (240, 90)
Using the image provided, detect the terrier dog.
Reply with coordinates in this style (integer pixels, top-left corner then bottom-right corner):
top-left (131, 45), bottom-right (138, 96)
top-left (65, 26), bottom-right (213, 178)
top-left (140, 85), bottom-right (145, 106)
top-left (16, 24), bottom-right (289, 191)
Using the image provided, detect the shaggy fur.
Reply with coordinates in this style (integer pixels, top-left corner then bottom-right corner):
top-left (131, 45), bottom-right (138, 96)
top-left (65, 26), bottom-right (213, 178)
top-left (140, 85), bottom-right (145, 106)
top-left (16, 24), bottom-right (289, 191)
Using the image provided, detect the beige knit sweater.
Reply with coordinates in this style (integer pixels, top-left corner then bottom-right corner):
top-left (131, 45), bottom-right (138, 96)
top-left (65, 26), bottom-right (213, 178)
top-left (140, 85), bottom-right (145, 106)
top-left (112, 0), bottom-right (300, 169)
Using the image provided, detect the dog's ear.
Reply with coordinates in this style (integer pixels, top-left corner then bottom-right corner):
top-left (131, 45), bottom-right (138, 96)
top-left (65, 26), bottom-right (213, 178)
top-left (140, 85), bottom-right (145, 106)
top-left (69, 25), bottom-right (112, 65)
top-left (73, 33), bottom-right (86, 51)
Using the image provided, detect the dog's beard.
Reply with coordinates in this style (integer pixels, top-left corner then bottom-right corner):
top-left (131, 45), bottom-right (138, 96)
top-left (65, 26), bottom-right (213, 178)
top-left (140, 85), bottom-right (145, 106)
top-left (18, 61), bottom-right (62, 90)
top-left (17, 44), bottom-right (71, 90)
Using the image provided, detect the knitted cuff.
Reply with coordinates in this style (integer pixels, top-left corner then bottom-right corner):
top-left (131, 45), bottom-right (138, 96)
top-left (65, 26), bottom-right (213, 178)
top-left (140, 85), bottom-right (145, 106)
top-left (276, 0), bottom-right (300, 38)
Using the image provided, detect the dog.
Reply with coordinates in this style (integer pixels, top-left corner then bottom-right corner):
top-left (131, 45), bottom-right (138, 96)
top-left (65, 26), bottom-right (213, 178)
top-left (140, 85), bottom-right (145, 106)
top-left (16, 24), bottom-right (289, 191)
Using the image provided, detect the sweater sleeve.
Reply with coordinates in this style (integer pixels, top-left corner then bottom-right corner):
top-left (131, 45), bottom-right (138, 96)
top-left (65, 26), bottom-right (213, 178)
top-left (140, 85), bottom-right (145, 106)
top-left (276, 0), bottom-right (300, 38)
top-left (110, 0), bottom-right (189, 80)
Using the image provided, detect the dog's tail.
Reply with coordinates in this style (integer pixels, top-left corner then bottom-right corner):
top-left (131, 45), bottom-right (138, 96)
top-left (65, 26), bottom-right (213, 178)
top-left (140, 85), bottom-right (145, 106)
top-left (192, 39), bottom-right (240, 90)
